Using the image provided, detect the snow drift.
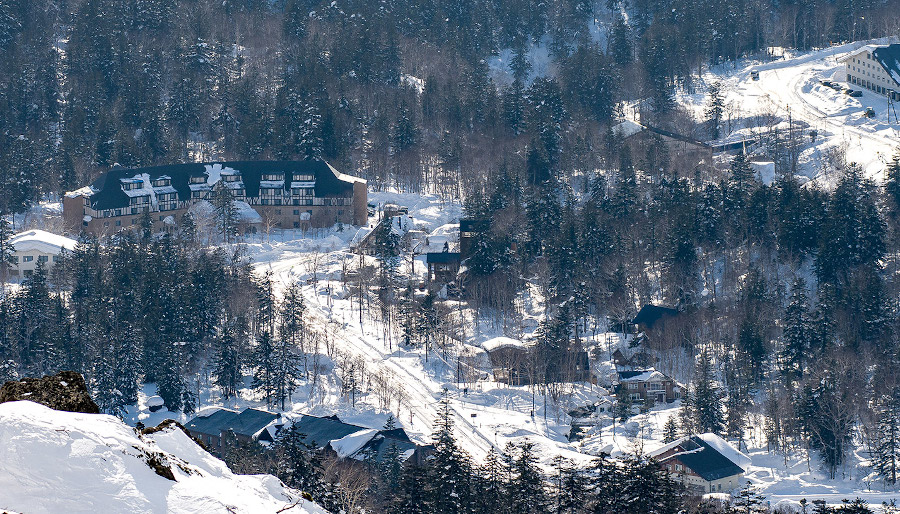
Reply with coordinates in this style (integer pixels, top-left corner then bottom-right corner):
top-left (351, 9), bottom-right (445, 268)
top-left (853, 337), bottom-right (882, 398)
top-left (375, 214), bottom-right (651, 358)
top-left (0, 400), bottom-right (326, 514)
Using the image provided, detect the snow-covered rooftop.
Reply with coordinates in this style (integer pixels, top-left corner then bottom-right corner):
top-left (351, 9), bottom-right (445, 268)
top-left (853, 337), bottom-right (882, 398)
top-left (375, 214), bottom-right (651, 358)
top-left (10, 230), bottom-right (77, 254)
top-left (482, 337), bottom-right (525, 352)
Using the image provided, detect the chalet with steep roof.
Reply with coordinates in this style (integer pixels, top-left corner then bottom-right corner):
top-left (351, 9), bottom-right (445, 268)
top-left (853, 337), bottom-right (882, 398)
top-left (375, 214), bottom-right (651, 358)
top-left (649, 433), bottom-right (747, 493)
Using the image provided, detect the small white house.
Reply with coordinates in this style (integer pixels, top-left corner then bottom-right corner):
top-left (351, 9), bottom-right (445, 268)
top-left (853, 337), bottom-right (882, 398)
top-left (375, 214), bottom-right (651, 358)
top-left (7, 230), bottom-right (77, 279)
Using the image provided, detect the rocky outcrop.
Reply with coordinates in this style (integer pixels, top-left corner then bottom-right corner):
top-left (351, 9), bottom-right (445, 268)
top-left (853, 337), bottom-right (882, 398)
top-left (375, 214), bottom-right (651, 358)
top-left (0, 370), bottom-right (100, 414)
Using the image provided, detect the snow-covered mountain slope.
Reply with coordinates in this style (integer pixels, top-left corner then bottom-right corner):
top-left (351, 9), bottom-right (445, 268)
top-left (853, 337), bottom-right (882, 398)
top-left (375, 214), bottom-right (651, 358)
top-left (0, 400), bottom-right (326, 514)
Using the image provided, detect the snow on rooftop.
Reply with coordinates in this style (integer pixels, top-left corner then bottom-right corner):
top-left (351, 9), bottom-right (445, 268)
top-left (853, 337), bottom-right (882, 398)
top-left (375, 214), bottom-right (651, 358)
top-left (65, 186), bottom-right (95, 198)
top-left (698, 432), bottom-right (751, 470)
top-left (329, 428), bottom-right (378, 459)
top-left (10, 230), bottom-right (77, 253)
top-left (481, 337), bottom-right (525, 352)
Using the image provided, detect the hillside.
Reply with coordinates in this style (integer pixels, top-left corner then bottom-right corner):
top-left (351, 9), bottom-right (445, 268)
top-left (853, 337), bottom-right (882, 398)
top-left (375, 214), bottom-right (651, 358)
top-left (0, 400), bottom-right (326, 514)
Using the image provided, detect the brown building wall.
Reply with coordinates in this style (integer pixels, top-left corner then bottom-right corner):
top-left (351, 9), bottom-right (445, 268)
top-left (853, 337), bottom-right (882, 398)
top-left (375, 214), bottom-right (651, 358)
top-left (65, 191), bottom-right (368, 237)
top-left (353, 181), bottom-right (367, 226)
top-left (62, 196), bottom-right (86, 234)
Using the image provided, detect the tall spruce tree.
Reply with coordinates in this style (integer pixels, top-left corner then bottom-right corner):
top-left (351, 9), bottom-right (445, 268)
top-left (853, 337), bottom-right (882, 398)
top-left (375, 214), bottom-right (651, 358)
top-left (690, 349), bottom-right (725, 435)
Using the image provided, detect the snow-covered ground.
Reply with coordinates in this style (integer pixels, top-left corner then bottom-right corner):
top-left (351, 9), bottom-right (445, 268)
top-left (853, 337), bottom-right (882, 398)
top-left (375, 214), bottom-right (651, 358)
top-left (97, 186), bottom-right (900, 504)
top-left (243, 189), bottom-right (900, 504)
top-left (679, 37), bottom-right (900, 185)
top-left (0, 400), bottom-right (326, 514)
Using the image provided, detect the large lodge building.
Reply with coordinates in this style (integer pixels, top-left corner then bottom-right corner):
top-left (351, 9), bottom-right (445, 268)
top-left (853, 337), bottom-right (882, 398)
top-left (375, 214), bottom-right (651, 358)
top-left (63, 160), bottom-right (367, 235)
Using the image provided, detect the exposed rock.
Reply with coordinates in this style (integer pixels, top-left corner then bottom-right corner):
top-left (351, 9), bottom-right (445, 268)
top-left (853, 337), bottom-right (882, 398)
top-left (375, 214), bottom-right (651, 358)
top-left (0, 371), bottom-right (100, 414)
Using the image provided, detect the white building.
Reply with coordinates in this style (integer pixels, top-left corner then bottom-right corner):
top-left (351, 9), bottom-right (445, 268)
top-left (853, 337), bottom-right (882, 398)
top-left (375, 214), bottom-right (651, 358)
top-left (838, 44), bottom-right (900, 100)
top-left (7, 230), bottom-right (77, 279)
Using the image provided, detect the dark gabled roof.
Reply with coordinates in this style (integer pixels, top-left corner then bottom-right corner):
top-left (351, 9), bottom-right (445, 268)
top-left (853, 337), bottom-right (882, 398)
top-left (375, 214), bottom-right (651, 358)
top-left (631, 304), bottom-right (679, 327)
top-left (87, 160), bottom-right (356, 211)
top-left (185, 408), bottom-right (239, 436)
top-left (184, 407), bottom-right (277, 439)
top-left (228, 408), bottom-right (279, 438)
top-left (663, 436), bottom-right (744, 482)
top-left (873, 44), bottom-right (900, 87)
top-left (426, 252), bottom-right (461, 264)
top-left (291, 414), bottom-right (367, 448)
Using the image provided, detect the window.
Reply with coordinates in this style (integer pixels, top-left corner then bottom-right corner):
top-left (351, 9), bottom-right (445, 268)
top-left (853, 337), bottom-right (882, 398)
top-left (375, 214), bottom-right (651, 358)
top-left (293, 209), bottom-right (300, 215)
top-left (38, 255), bottom-right (48, 263)
top-left (24, 255), bottom-right (33, 262)
top-left (12, 256), bottom-right (18, 263)
top-left (104, 222), bottom-right (110, 227)
top-left (275, 209), bottom-right (282, 215)
top-left (52, 256), bottom-right (59, 263)
top-left (627, 383), bottom-right (638, 390)
top-left (675, 464), bottom-right (683, 472)
top-left (629, 393), bottom-right (641, 401)
top-left (115, 220), bottom-right (121, 227)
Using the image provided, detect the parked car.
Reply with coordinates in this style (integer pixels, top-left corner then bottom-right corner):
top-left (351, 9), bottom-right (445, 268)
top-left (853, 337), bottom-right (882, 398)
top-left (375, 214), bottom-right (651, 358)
top-left (849, 90), bottom-right (863, 97)
top-left (864, 107), bottom-right (875, 118)
top-left (820, 79), bottom-right (833, 87)
top-left (751, 70), bottom-right (760, 81)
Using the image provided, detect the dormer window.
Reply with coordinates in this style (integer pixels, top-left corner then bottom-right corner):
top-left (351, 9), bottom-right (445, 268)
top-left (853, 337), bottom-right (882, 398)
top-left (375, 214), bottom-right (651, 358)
top-left (224, 174), bottom-right (242, 183)
top-left (121, 178), bottom-right (143, 191)
top-left (294, 174), bottom-right (314, 182)
top-left (262, 173), bottom-right (284, 181)
top-left (152, 177), bottom-right (171, 187)
top-left (190, 175), bottom-right (207, 184)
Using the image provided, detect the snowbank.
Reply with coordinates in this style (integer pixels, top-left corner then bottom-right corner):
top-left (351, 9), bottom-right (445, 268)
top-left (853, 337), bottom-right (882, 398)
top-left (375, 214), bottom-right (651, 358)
top-left (0, 401), bottom-right (326, 514)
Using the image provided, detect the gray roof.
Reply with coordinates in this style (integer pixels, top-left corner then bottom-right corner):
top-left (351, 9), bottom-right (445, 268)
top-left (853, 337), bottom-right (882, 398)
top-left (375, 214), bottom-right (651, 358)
top-left (292, 414), bottom-right (366, 448)
top-left (185, 408), bottom-right (278, 439)
top-left (229, 408), bottom-right (279, 438)
top-left (185, 408), bottom-right (239, 436)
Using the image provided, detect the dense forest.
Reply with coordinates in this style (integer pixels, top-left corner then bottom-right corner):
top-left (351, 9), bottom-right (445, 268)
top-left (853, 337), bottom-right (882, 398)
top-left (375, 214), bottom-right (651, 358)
top-left (1, 0), bottom-right (899, 214)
